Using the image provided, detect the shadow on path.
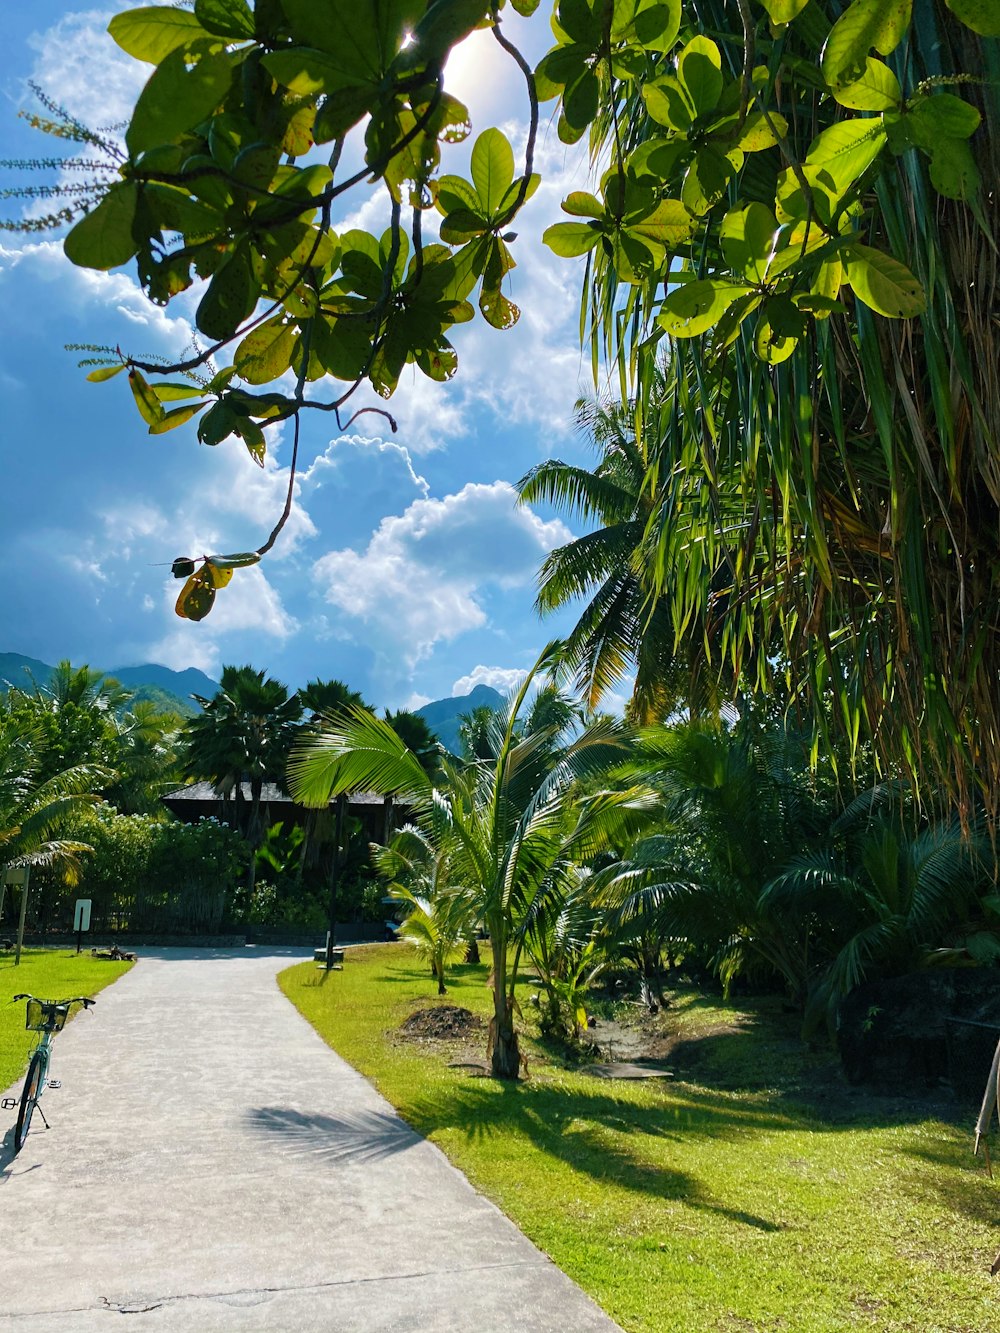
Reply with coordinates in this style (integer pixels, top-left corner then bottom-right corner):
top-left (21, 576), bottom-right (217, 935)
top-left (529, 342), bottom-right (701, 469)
top-left (245, 1106), bottom-right (418, 1163)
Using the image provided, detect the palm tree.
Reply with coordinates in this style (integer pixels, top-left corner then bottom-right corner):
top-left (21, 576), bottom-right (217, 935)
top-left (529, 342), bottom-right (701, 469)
top-left (517, 389), bottom-right (682, 723)
top-left (374, 826), bottom-right (470, 994)
top-left (289, 647), bottom-right (648, 1078)
top-left (182, 665), bottom-right (302, 892)
top-left (0, 711), bottom-right (103, 926)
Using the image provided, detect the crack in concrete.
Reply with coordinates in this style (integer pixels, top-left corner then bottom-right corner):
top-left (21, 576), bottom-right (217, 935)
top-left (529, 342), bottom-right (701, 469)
top-left (2, 1258), bottom-right (555, 1321)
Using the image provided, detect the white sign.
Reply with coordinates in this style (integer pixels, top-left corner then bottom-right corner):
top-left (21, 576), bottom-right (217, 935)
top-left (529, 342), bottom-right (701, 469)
top-left (73, 899), bottom-right (92, 932)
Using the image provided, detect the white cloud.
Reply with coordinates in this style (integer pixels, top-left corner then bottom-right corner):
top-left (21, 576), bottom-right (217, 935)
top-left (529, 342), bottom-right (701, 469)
top-left (451, 664), bottom-right (526, 696)
top-left (26, 9), bottom-right (146, 140)
top-left (312, 481), bottom-right (570, 671)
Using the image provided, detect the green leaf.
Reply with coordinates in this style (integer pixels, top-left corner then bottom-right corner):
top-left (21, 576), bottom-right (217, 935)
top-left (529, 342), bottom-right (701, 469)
top-left (198, 400), bottom-right (238, 445)
top-left (63, 183), bottom-right (139, 271)
top-left (141, 183), bottom-right (223, 238)
top-left (734, 110), bottom-right (789, 152)
top-left (108, 6), bottom-right (209, 63)
top-left (264, 46), bottom-right (370, 98)
top-left (944, 0), bottom-right (1000, 35)
top-left (928, 137), bottom-right (980, 201)
top-left (832, 57), bottom-right (901, 111)
top-left (543, 220), bottom-right (602, 257)
top-left (627, 199), bottom-right (694, 248)
top-left (153, 381), bottom-right (209, 401)
top-left (720, 203), bottom-right (778, 282)
top-left (629, 0), bottom-right (681, 53)
top-left (821, 0), bottom-right (912, 90)
top-left (128, 368), bottom-right (165, 426)
top-left (657, 279), bottom-right (752, 337)
top-left (642, 76), bottom-right (695, 131)
top-left (401, 0), bottom-right (491, 68)
top-left (86, 364), bottom-right (126, 383)
top-left (148, 402), bottom-right (208, 434)
top-left (194, 0), bottom-right (255, 40)
top-left (196, 244), bottom-right (260, 341)
top-left (805, 117), bottom-right (887, 193)
top-left (845, 244), bottom-right (925, 317)
top-left (561, 191), bottom-right (604, 218)
top-left (126, 46), bottom-right (234, 155)
top-left (681, 146), bottom-right (736, 216)
top-left (758, 0), bottom-right (810, 20)
top-left (753, 297), bottom-right (806, 364)
top-left (676, 36), bottom-right (723, 119)
top-left (234, 319), bottom-right (297, 384)
top-left (908, 93), bottom-right (981, 142)
top-left (470, 129), bottom-right (515, 216)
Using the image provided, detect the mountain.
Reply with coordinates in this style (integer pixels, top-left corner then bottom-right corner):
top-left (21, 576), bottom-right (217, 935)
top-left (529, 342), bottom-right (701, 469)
top-left (0, 653), bottom-right (218, 717)
top-left (415, 683), bottom-right (504, 755)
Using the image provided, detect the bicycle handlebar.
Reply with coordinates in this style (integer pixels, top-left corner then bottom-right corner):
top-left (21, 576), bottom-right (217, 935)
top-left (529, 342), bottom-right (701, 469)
top-left (12, 994), bottom-right (96, 1008)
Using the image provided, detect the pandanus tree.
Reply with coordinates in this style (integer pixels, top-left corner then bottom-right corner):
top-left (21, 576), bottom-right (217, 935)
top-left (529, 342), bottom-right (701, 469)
top-left (289, 647), bottom-right (649, 1078)
top-left (563, 0), bottom-right (1000, 821)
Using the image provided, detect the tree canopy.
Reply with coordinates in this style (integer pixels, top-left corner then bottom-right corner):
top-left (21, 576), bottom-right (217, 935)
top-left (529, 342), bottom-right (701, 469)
top-left (10, 0), bottom-right (1000, 815)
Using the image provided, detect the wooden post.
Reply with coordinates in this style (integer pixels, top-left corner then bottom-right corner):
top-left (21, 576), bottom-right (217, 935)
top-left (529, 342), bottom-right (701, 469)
top-left (14, 866), bottom-right (31, 967)
top-left (324, 793), bottom-right (347, 971)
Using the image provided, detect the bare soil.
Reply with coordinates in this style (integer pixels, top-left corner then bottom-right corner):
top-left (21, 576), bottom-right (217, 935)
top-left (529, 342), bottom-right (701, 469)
top-left (399, 1005), bottom-right (484, 1042)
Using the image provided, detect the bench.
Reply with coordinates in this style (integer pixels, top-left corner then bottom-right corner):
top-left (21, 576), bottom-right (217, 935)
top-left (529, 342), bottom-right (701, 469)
top-left (314, 947), bottom-right (346, 968)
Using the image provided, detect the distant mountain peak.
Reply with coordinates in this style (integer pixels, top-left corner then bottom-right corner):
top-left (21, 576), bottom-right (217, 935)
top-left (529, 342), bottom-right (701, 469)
top-left (414, 683), bottom-right (504, 755)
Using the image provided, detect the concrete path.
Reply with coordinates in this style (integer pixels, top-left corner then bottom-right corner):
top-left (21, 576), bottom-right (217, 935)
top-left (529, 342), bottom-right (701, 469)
top-left (0, 949), bottom-right (621, 1331)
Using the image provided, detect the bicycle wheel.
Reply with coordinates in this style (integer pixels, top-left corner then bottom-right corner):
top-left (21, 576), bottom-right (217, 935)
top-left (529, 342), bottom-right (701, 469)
top-left (14, 1050), bottom-right (45, 1154)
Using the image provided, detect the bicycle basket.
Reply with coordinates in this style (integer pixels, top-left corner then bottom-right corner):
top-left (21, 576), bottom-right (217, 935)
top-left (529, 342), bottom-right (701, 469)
top-left (25, 999), bottom-right (68, 1033)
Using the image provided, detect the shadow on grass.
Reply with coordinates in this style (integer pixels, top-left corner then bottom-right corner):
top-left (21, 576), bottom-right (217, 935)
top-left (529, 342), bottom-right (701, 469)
top-left (245, 1105), bottom-right (418, 1163)
top-left (401, 1079), bottom-right (789, 1231)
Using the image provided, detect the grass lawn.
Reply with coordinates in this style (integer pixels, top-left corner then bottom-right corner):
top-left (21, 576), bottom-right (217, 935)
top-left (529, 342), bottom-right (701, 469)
top-left (1, 949), bottom-right (133, 1092)
top-left (280, 945), bottom-right (1000, 1333)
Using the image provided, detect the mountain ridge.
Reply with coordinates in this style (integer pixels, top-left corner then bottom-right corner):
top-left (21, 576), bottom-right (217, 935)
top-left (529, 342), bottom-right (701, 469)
top-left (0, 652), bottom-right (218, 717)
top-left (415, 683), bottom-right (504, 755)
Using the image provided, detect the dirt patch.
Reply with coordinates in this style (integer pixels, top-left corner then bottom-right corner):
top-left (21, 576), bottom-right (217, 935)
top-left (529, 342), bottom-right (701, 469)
top-left (399, 1005), bottom-right (484, 1042)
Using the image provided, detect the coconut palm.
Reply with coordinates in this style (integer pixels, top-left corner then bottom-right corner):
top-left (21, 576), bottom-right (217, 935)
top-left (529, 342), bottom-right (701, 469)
top-left (0, 712), bottom-right (103, 912)
top-left (289, 647), bottom-right (650, 1078)
top-left (517, 389), bottom-right (685, 723)
top-left (182, 665), bottom-right (302, 891)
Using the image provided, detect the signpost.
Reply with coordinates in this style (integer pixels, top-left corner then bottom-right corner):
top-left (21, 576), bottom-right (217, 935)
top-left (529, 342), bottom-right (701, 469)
top-left (74, 898), bottom-right (92, 954)
top-left (2, 866), bottom-right (30, 966)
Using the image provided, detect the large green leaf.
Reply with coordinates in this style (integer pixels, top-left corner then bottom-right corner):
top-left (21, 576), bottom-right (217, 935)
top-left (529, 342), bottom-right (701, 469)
top-left (805, 117), bottom-right (887, 193)
top-left (720, 203), bottom-right (777, 282)
top-left (126, 46), bottom-right (234, 155)
top-left (470, 129), bottom-right (515, 217)
top-left (844, 244), bottom-right (925, 317)
top-left (628, 0), bottom-right (681, 53)
top-left (194, 0), bottom-right (255, 40)
top-left (945, 0), bottom-right (1000, 35)
top-left (235, 319), bottom-right (298, 384)
top-left (821, 0), bottom-right (912, 90)
top-left (543, 220), bottom-right (602, 257)
top-left (108, 6), bottom-right (209, 63)
top-left (832, 57), bottom-right (901, 111)
top-left (63, 183), bottom-right (139, 271)
top-left (759, 0), bottom-right (809, 20)
top-left (928, 138), bottom-right (980, 201)
top-left (657, 279), bottom-right (752, 337)
top-left (196, 244), bottom-right (260, 340)
top-left (675, 36), bottom-right (723, 119)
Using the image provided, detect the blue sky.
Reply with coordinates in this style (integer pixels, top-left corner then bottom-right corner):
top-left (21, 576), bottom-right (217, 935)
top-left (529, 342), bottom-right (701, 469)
top-left (0, 4), bottom-right (616, 711)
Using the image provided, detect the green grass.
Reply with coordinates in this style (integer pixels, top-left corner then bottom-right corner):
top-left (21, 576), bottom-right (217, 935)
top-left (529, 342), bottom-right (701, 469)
top-left (280, 946), bottom-right (1000, 1333)
top-left (1, 949), bottom-right (133, 1091)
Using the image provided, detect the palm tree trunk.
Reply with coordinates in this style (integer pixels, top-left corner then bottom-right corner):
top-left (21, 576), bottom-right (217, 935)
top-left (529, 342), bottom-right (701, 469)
top-left (490, 933), bottom-right (520, 1078)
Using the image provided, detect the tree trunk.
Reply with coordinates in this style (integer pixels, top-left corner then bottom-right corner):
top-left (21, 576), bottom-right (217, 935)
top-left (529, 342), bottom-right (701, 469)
top-left (464, 937), bottom-right (480, 965)
top-left (489, 933), bottom-right (520, 1078)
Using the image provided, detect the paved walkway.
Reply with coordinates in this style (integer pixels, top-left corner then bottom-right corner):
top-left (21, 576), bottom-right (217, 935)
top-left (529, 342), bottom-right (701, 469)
top-left (0, 949), bottom-right (621, 1331)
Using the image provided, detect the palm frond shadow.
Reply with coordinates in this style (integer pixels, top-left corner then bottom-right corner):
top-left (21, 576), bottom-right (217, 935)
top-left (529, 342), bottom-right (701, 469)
top-left (245, 1105), bottom-right (417, 1163)
top-left (405, 1082), bottom-right (786, 1231)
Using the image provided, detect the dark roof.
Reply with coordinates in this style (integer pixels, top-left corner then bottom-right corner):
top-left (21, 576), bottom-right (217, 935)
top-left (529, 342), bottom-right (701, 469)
top-left (162, 782), bottom-right (392, 807)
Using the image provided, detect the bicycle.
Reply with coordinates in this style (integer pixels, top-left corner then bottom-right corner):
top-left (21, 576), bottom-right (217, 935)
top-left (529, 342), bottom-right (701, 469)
top-left (4, 993), bottom-right (95, 1154)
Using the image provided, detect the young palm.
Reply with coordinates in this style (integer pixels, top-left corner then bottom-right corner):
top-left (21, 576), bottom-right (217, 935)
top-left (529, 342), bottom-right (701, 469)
top-left (373, 826), bottom-right (470, 994)
top-left (289, 646), bottom-right (649, 1077)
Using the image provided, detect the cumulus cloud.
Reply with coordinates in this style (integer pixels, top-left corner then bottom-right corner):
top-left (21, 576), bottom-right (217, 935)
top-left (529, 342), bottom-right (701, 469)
top-left (312, 481), bottom-right (570, 671)
top-left (26, 9), bottom-right (146, 140)
top-left (451, 664), bottom-right (527, 696)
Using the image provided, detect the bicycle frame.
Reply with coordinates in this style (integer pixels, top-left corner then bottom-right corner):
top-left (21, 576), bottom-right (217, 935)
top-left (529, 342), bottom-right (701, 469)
top-left (5, 994), bottom-right (93, 1154)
